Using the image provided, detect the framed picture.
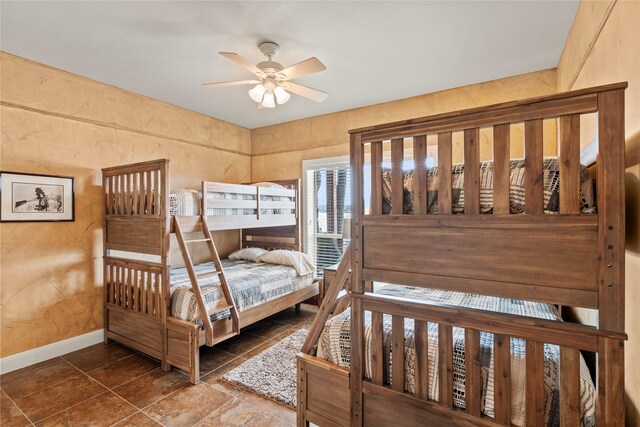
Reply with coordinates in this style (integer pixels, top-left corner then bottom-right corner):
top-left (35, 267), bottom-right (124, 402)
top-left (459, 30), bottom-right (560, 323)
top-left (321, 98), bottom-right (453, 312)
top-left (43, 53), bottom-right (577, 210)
top-left (0, 171), bottom-right (75, 222)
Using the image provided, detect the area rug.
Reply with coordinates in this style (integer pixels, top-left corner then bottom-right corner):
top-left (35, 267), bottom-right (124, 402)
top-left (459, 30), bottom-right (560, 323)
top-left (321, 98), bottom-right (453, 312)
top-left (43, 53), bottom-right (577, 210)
top-left (222, 328), bottom-right (308, 408)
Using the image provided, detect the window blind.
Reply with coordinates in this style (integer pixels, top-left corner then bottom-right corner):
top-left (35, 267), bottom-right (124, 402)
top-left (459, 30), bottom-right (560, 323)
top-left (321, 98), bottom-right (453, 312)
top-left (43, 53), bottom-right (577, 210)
top-left (306, 166), bottom-right (351, 277)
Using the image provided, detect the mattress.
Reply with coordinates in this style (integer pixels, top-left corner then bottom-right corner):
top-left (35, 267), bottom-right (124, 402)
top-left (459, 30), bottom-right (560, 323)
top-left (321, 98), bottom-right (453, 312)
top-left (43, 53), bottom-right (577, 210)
top-left (382, 158), bottom-right (595, 215)
top-left (317, 285), bottom-right (597, 426)
top-left (169, 189), bottom-right (293, 217)
top-left (170, 259), bottom-right (315, 323)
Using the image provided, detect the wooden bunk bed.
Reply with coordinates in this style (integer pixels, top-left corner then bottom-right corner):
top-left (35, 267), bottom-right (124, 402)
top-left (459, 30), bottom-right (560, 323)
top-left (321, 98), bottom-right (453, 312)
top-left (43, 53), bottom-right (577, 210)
top-left (298, 82), bottom-right (627, 426)
top-left (101, 160), bottom-right (319, 383)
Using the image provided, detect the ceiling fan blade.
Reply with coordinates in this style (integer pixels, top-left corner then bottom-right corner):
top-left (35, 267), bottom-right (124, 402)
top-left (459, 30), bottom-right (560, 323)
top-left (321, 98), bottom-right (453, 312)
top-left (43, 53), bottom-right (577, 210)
top-left (285, 82), bottom-right (329, 103)
top-left (202, 79), bottom-right (261, 88)
top-left (279, 57), bottom-right (326, 80)
top-left (219, 52), bottom-right (264, 76)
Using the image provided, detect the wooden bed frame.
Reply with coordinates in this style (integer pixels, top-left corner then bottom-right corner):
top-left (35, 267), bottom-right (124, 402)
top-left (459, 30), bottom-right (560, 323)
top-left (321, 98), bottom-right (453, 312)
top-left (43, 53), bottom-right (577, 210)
top-left (297, 83), bottom-right (628, 426)
top-left (101, 161), bottom-right (319, 383)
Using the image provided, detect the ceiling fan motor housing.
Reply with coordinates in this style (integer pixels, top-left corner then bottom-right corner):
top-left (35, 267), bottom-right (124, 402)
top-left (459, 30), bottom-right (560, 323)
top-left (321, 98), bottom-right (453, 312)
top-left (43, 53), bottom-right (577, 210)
top-left (257, 60), bottom-right (283, 75)
top-left (257, 42), bottom-right (283, 76)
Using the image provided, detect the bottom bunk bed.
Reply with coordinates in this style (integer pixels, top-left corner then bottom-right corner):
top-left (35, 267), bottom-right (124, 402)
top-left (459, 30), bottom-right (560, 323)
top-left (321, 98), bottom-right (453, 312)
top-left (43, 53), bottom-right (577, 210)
top-left (106, 254), bottom-right (320, 383)
top-left (170, 259), bottom-right (316, 324)
top-left (309, 284), bottom-right (596, 426)
top-left (297, 275), bottom-right (624, 427)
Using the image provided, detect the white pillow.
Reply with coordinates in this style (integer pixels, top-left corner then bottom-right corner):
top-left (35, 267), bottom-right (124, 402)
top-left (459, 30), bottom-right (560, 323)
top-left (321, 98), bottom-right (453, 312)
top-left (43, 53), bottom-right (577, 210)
top-left (228, 247), bottom-right (268, 262)
top-left (258, 250), bottom-right (315, 276)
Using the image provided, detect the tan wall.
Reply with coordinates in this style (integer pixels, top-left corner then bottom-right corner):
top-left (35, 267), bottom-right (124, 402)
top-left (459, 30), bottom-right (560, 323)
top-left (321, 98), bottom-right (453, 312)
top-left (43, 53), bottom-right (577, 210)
top-left (0, 52), bottom-right (251, 357)
top-left (557, 1), bottom-right (640, 424)
top-left (251, 69), bottom-right (558, 181)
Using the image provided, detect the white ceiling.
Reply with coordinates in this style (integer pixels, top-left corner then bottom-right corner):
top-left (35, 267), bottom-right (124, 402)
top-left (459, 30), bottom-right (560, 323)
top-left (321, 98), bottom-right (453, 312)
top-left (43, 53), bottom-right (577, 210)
top-left (0, 1), bottom-right (578, 129)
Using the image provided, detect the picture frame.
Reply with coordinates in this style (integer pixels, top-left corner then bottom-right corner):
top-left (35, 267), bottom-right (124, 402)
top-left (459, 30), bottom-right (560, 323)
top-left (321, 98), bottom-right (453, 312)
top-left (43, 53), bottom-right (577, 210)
top-left (0, 171), bottom-right (75, 222)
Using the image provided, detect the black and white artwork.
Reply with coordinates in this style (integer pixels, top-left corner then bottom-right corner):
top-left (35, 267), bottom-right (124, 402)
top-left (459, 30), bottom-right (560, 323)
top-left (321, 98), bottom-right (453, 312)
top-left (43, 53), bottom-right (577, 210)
top-left (1, 172), bottom-right (74, 222)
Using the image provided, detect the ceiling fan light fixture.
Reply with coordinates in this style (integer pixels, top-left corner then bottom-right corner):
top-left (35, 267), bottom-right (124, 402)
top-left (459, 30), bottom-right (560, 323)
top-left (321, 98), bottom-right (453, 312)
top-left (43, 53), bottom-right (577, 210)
top-left (248, 83), bottom-right (266, 103)
top-left (261, 90), bottom-right (276, 108)
top-left (274, 85), bottom-right (290, 105)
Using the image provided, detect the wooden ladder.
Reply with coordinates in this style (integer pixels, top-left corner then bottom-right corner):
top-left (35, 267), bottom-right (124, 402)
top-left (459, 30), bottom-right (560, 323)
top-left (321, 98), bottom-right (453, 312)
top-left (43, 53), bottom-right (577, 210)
top-left (301, 243), bottom-right (351, 354)
top-left (174, 215), bottom-right (240, 346)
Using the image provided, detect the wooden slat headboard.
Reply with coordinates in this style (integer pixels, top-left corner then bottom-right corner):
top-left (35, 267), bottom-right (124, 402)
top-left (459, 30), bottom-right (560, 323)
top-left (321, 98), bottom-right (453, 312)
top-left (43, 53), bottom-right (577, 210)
top-left (241, 179), bottom-right (301, 251)
top-left (349, 82), bottom-right (627, 333)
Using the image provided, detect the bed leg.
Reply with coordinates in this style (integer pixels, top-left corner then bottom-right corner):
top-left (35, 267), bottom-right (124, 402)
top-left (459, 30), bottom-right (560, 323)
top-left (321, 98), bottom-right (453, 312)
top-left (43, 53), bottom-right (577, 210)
top-left (189, 326), bottom-right (200, 384)
top-left (598, 337), bottom-right (625, 425)
top-left (297, 359), bottom-right (309, 427)
top-left (295, 303), bottom-right (301, 312)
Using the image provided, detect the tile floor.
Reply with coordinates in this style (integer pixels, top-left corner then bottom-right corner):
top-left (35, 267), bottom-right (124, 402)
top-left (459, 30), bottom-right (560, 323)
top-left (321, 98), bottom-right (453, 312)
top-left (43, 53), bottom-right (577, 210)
top-left (0, 305), bottom-right (317, 427)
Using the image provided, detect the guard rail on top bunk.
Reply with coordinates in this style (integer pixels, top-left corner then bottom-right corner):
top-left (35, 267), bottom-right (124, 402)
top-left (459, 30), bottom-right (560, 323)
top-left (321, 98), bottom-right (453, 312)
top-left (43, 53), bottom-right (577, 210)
top-left (298, 82), bottom-right (627, 427)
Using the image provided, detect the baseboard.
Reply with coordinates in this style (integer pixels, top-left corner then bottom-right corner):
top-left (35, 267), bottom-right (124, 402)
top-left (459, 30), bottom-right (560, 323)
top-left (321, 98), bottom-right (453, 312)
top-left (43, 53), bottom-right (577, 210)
top-left (0, 329), bottom-right (104, 375)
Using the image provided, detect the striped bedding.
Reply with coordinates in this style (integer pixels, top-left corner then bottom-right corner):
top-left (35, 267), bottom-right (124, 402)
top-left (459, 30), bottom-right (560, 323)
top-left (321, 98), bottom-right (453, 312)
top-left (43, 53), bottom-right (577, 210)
top-left (169, 189), bottom-right (293, 217)
top-left (170, 259), bottom-right (315, 324)
top-left (382, 158), bottom-right (596, 215)
top-left (317, 285), bottom-right (597, 426)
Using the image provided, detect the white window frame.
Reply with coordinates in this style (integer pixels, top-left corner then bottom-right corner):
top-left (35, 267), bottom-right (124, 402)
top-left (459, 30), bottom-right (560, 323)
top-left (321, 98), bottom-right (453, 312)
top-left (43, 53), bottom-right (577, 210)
top-left (302, 155), bottom-right (351, 272)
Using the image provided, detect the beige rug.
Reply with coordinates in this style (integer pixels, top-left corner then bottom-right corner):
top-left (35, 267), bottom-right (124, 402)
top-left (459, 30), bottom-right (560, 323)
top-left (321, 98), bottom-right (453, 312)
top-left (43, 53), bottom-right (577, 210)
top-left (222, 328), bottom-right (308, 408)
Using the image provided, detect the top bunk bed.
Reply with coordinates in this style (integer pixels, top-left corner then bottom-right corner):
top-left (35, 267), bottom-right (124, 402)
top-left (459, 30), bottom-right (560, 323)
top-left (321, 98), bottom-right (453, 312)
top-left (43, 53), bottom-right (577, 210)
top-left (170, 180), bottom-right (299, 231)
top-left (347, 82), bottom-right (627, 322)
top-left (101, 159), bottom-right (301, 256)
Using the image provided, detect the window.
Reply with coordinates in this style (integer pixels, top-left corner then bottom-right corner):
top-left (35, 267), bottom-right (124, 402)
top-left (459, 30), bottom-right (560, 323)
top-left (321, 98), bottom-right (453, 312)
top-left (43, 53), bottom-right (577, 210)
top-left (303, 157), bottom-right (351, 277)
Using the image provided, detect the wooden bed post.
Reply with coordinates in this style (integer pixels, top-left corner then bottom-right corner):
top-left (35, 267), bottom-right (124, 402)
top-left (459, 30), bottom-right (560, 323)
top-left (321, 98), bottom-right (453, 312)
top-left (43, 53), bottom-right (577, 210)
top-left (160, 160), bottom-right (171, 372)
top-left (102, 174), bottom-right (112, 345)
top-left (350, 132), bottom-right (365, 427)
top-left (597, 88), bottom-right (626, 425)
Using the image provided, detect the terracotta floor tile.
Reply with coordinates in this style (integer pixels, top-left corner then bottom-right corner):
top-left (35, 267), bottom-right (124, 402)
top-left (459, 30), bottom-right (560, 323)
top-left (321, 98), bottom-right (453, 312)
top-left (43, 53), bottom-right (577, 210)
top-left (1, 310), bottom-right (312, 427)
top-left (196, 398), bottom-right (282, 426)
top-left (62, 342), bottom-right (134, 372)
top-left (238, 392), bottom-right (296, 424)
top-left (276, 421), bottom-right (295, 427)
top-left (242, 318), bottom-right (295, 340)
top-left (269, 306), bottom-right (317, 326)
top-left (1, 358), bottom-right (79, 399)
top-left (87, 353), bottom-right (159, 388)
top-left (113, 368), bottom-right (190, 409)
top-left (112, 411), bottom-right (162, 426)
top-left (201, 357), bottom-right (247, 384)
top-left (14, 375), bottom-right (106, 422)
top-left (241, 339), bottom-right (278, 359)
top-left (199, 348), bottom-right (237, 376)
top-left (213, 333), bottom-right (268, 357)
top-left (1, 396), bottom-right (31, 427)
top-left (270, 327), bottom-right (302, 344)
top-left (143, 383), bottom-right (233, 427)
top-left (0, 389), bottom-right (11, 405)
top-left (207, 379), bottom-right (246, 398)
top-left (297, 319), bottom-right (315, 330)
top-left (0, 358), bottom-right (61, 381)
top-left (35, 391), bottom-right (136, 427)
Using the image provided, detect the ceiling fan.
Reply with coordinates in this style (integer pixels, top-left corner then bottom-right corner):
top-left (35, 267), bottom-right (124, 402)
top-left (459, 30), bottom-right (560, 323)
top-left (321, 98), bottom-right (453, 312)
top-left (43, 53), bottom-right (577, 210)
top-left (203, 41), bottom-right (328, 109)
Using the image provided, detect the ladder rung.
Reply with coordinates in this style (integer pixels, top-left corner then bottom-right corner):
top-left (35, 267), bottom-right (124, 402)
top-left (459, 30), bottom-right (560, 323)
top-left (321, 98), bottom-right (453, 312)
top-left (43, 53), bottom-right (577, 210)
top-left (185, 238), bottom-right (211, 243)
top-left (211, 331), bottom-right (239, 345)
top-left (197, 270), bottom-right (222, 278)
top-left (208, 302), bottom-right (234, 315)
